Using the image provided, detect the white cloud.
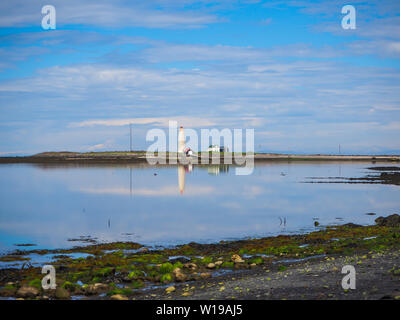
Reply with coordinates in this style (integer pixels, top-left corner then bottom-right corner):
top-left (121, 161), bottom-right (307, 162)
top-left (87, 139), bottom-right (114, 151)
top-left (0, 0), bottom-right (220, 28)
top-left (382, 122), bottom-right (400, 130)
top-left (70, 117), bottom-right (218, 128)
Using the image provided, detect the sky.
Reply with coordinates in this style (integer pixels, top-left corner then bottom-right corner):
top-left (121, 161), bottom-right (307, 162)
top-left (0, 0), bottom-right (399, 155)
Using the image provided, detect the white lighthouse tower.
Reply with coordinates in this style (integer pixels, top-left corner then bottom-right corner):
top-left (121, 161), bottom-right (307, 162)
top-left (178, 126), bottom-right (186, 153)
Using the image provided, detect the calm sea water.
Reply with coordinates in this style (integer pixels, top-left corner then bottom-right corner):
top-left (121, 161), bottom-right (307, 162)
top-left (0, 162), bottom-right (399, 253)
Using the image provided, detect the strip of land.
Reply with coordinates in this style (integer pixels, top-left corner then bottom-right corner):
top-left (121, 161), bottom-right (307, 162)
top-left (0, 151), bottom-right (399, 164)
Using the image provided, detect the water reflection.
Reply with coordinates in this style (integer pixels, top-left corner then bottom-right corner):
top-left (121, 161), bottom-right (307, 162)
top-left (0, 162), bottom-right (399, 253)
top-left (178, 164), bottom-right (229, 194)
top-left (178, 165), bottom-right (185, 195)
top-left (207, 165), bottom-right (229, 176)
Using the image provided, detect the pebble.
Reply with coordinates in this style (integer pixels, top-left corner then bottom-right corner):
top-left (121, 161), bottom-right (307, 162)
top-left (231, 254), bottom-right (244, 263)
top-left (165, 286), bottom-right (175, 294)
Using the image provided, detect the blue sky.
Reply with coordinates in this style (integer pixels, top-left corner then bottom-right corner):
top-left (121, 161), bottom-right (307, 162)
top-left (0, 0), bottom-right (399, 155)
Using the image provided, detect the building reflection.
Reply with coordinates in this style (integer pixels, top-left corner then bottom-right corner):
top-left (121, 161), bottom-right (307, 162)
top-left (207, 164), bottom-right (229, 176)
top-left (178, 164), bottom-right (230, 194)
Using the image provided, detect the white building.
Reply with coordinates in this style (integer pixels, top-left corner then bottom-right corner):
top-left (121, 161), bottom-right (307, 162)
top-left (207, 145), bottom-right (219, 152)
top-left (207, 145), bottom-right (229, 152)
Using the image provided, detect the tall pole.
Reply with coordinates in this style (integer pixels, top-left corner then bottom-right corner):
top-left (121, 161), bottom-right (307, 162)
top-left (130, 167), bottom-right (132, 198)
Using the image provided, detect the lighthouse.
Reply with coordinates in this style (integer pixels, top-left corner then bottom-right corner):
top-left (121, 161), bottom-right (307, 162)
top-left (178, 126), bottom-right (186, 153)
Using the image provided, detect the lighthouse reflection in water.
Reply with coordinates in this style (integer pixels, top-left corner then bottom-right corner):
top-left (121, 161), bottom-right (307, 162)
top-left (178, 164), bottom-right (229, 195)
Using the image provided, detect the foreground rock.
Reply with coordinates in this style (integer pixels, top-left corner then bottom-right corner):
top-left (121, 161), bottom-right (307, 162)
top-left (199, 272), bottom-right (211, 279)
top-left (375, 214), bottom-right (400, 227)
top-left (173, 268), bottom-right (187, 282)
top-left (84, 283), bottom-right (109, 295)
top-left (16, 286), bottom-right (40, 298)
top-left (183, 263), bottom-right (197, 270)
top-left (231, 254), bottom-right (244, 263)
top-left (55, 287), bottom-right (70, 299)
top-left (165, 286), bottom-right (175, 294)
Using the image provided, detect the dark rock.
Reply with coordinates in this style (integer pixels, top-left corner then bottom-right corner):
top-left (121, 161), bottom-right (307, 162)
top-left (342, 223), bottom-right (362, 228)
top-left (375, 214), bottom-right (400, 227)
top-left (380, 295), bottom-right (395, 300)
top-left (55, 287), bottom-right (70, 299)
top-left (367, 167), bottom-right (400, 171)
top-left (0, 287), bottom-right (17, 297)
top-left (84, 283), bottom-right (109, 295)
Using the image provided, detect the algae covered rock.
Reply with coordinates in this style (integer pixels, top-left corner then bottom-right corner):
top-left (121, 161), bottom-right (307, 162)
top-left (375, 214), bottom-right (400, 227)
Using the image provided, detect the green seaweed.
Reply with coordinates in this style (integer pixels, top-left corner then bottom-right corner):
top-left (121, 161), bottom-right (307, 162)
top-left (160, 273), bottom-right (173, 283)
top-left (159, 263), bottom-right (174, 274)
top-left (128, 270), bottom-right (144, 279)
top-left (106, 287), bottom-right (133, 296)
top-left (221, 261), bottom-right (234, 268)
top-left (247, 257), bottom-right (263, 265)
top-left (28, 278), bottom-right (42, 289)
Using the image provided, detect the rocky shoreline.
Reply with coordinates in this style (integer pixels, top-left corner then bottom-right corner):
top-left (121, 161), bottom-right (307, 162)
top-left (1, 214), bottom-right (399, 300)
